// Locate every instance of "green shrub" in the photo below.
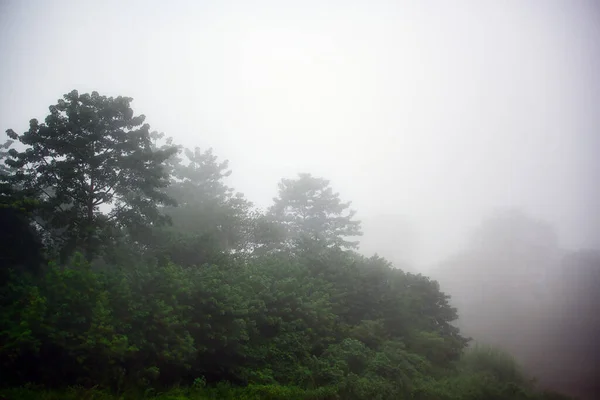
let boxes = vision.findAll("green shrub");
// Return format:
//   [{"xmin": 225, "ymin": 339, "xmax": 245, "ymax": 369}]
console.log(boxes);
[{"xmin": 460, "ymin": 344, "xmax": 531, "ymax": 385}]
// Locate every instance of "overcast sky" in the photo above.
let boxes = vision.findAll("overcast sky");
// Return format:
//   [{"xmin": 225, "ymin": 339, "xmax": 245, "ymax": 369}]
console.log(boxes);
[{"xmin": 1, "ymin": 0, "xmax": 599, "ymax": 267}]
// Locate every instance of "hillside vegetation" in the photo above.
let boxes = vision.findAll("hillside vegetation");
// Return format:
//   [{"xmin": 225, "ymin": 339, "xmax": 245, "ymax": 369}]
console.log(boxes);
[{"xmin": 0, "ymin": 91, "xmax": 574, "ymax": 399}]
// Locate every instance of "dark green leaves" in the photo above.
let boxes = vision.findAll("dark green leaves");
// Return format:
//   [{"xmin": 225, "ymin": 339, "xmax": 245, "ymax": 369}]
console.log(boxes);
[{"xmin": 3, "ymin": 90, "xmax": 177, "ymax": 261}]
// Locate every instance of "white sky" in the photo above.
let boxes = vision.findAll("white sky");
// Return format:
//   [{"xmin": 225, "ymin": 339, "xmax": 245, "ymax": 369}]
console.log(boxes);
[{"xmin": 1, "ymin": 0, "xmax": 599, "ymax": 267}]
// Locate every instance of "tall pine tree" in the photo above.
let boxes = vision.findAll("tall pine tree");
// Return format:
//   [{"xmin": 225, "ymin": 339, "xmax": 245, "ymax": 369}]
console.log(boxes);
[{"xmin": 269, "ymin": 173, "xmax": 362, "ymax": 251}]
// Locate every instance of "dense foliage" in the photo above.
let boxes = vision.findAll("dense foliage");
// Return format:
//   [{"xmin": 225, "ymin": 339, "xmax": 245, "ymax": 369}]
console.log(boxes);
[{"xmin": 0, "ymin": 91, "xmax": 574, "ymax": 399}]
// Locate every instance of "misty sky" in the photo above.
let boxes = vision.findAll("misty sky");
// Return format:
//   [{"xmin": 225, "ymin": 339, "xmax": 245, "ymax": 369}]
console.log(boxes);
[{"xmin": 1, "ymin": 0, "xmax": 599, "ymax": 267}]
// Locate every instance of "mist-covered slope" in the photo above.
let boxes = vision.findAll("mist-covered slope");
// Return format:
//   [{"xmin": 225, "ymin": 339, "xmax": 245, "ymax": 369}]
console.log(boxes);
[{"xmin": 430, "ymin": 210, "xmax": 600, "ymax": 399}]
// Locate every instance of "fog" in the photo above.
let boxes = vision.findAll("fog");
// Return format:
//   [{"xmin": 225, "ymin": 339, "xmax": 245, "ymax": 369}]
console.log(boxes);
[
  {"xmin": 2, "ymin": 0, "xmax": 599, "ymax": 267},
  {"xmin": 430, "ymin": 210, "xmax": 600, "ymax": 398},
  {"xmin": 2, "ymin": 0, "xmax": 599, "ymax": 398}
]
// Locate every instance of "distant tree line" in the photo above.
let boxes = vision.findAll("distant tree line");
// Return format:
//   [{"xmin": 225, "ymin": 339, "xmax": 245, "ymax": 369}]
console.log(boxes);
[{"xmin": 433, "ymin": 210, "xmax": 600, "ymax": 400}]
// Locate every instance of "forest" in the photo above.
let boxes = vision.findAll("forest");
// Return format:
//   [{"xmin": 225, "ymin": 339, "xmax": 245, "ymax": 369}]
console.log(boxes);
[{"xmin": 0, "ymin": 90, "xmax": 581, "ymax": 399}]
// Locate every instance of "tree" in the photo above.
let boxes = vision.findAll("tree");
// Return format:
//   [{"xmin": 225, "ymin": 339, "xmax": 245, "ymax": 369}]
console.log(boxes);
[
  {"xmin": 4, "ymin": 90, "xmax": 177, "ymax": 261},
  {"xmin": 246, "ymin": 211, "xmax": 288, "ymax": 257},
  {"xmin": 269, "ymin": 173, "xmax": 362, "ymax": 251},
  {"xmin": 146, "ymin": 146, "xmax": 255, "ymax": 266}
]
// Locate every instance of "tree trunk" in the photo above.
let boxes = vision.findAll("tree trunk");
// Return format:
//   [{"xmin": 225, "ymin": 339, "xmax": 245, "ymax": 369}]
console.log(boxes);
[{"xmin": 86, "ymin": 162, "xmax": 95, "ymax": 262}]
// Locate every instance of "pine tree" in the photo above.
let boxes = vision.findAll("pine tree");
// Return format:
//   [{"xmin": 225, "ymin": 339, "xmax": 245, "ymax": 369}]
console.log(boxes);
[{"xmin": 269, "ymin": 173, "xmax": 362, "ymax": 251}]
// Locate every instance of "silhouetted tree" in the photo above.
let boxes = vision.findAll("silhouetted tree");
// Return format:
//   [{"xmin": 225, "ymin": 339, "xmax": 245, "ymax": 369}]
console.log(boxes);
[{"xmin": 4, "ymin": 90, "xmax": 177, "ymax": 261}]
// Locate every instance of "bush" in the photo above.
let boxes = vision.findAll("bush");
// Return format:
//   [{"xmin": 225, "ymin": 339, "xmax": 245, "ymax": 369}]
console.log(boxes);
[{"xmin": 460, "ymin": 344, "xmax": 531, "ymax": 386}]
